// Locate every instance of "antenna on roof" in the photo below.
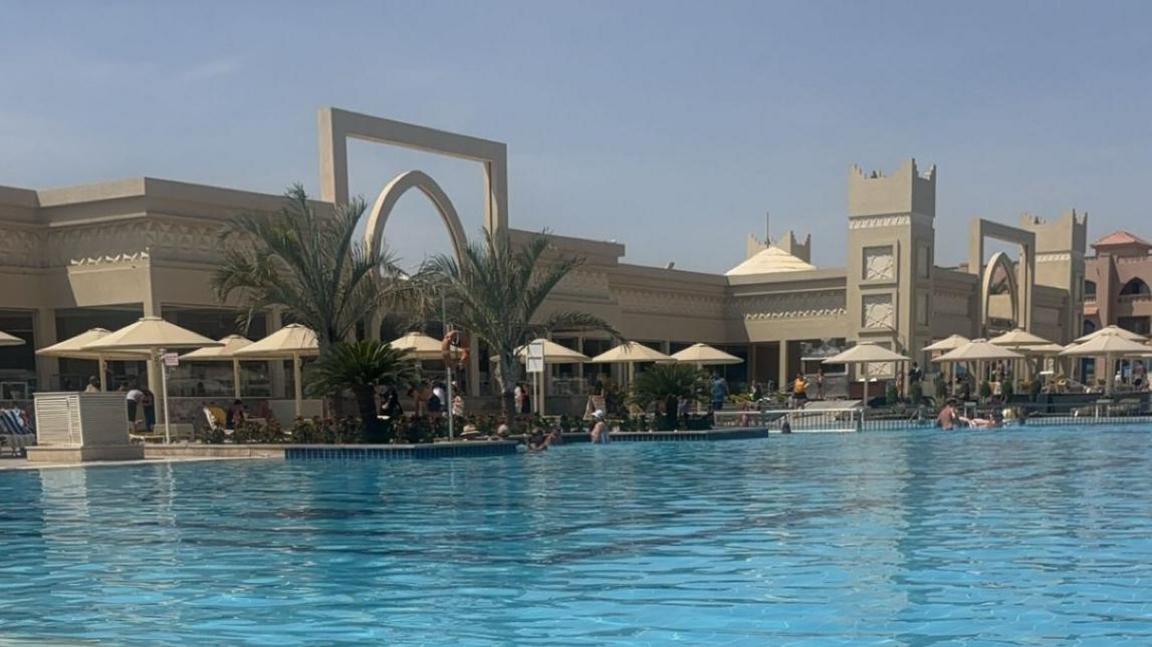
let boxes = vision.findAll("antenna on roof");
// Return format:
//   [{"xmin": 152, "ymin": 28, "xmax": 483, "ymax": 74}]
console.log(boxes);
[{"xmin": 765, "ymin": 211, "xmax": 771, "ymax": 245}]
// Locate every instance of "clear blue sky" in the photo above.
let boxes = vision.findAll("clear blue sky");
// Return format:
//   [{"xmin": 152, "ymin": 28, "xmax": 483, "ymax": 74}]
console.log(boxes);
[{"xmin": 2, "ymin": 1, "xmax": 1149, "ymax": 272}]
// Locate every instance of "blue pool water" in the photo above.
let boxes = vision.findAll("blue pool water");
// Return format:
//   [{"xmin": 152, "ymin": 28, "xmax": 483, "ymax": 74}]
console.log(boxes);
[{"xmin": 3, "ymin": 427, "xmax": 1152, "ymax": 646}]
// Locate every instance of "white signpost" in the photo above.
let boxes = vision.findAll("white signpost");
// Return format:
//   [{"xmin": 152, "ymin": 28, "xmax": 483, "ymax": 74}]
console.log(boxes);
[{"xmin": 527, "ymin": 340, "xmax": 545, "ymax": 416}]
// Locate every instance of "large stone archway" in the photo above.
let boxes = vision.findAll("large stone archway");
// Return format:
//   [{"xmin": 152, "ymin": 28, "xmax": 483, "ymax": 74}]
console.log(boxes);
[
  {"xmin": 362, "ymin": 170, "xmax": 469, "ymax": 261},
  {"xmin": 981, "ymin": 251, "xmax": 1020, "ymax": 333}
]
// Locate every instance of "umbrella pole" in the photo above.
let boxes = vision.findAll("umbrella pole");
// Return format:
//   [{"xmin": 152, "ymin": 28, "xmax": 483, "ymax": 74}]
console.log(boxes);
[
  {"xmin": 293, "ymin": 352, "xmax": 303, "ymax": 418},
  {"xmin": 98, "ymin": 357, "xmax": 108, "ymax": 391},
  {"xmin": 233, "ymin": 359, "xmax": 242, "ymax": 400},
  {"xmin": 159, "ymin": 349, "xmax": 172, "ymax": 444}
]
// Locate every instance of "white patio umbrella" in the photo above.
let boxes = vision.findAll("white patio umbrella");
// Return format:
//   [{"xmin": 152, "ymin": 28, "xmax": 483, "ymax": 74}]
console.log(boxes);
[
  {"xmin": 670, "ymin": 343, "xmax": 743, "ymax": 367},
  {"xmin": 493, "ymin": 339, "xmax": 592, "ymax": 418},
  {"xmin": 1076, "ymin": 325, "xmax": 1148, "ymax": 344},
  {"xmin": 83, "ymin": 316, "xmax": 222, "ymax": 443},
  {"xmin": 823, "ymin": 342, "xmax": 910, "ymax": 407},
  {"xmin": 36, "ymin": 328, "xmax": 149, "ymax": 390},
  {"xmin": 502, "ymin": 338, "xmax": 591, "ymax": 364},
  {"xmin": 989, "ymin": 328, "xmax": 1052, "ymax": 348},
  {"xmin": 0, "ymin": 330, "xmax": 24, "ymax": 347},
  {"xmin": 989, "ymin": 328, "xmax": 1053, "ymax": 384},
  {"xmin": 1060, "ymin": 333, "xmax": 1151, "ymax": 396},
  {"xmin": 932, "ymin": 339, "xmax": 1024, "ymax": 398},
  {"xmin": 388, "ymin": 331, "xmax": 445, "ymax": 361},
  {"xmin": 591, "ymin": 342, "xmax": 675, "ymax": 389},
  {"xmin": 922, "ymin": 334, "xmax": 970, "ymax": 353},
  {"xmin": 179, "ymin": 335, "xmax": 254, "ymax": 400},
  {"xmin": 922, "ymin": 335, "xmax": 970, "ymax": 397},
  {"xmin": 233, "ymin": 324, "xmax": 319, "ymax": 417}
]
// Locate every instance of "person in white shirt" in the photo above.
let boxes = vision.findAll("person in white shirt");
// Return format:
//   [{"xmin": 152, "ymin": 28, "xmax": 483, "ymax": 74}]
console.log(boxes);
[
  {"xmin": 125, "ymin": 385, "xmax": 144, "ymax": 427},
  {"xmin": 84, "ymin": 376, "xmax": 101, "ymax": 393}
]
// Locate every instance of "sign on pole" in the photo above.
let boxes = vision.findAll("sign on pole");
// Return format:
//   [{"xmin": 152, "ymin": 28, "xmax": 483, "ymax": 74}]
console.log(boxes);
[
  {"xmin": 527, "ymin": 340, "xmax": 545, "ymax": 374},
  {"xmin": 162, "ymin": 352, "xmax": 180, "ymax": 368}
]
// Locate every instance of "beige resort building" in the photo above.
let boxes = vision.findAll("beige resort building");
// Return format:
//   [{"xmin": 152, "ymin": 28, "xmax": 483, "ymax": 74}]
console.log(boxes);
[{"xmin": 0, "ymin": 108, "xmax": 1087, "ymax": 411}]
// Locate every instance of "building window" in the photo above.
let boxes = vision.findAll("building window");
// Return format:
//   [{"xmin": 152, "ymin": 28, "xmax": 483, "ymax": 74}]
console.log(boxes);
[
  {"xmin": 862, "ymin": 246, "xmax": 895, "ymax": 281},
  {"xmin": 1118, "ymin": 316, "xmax": 1151, "ymax": 336},
  {"xmin": 1119, "ymin": 278, "xmax": 1150, "ymax": 296},
  {"xmin": 1083, "ymin": 279, "xmax": 1096, "ymax": 301},
  {"xmin": 862, "ymin": 294, "xmax": 894, "ymax": 329},
  {"xmin": 1083, "ymin": 319, "xmax": 1097, "ymax": 336}
]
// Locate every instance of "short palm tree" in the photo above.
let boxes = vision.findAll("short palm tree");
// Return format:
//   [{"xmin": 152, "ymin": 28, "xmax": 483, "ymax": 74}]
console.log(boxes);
[
  {"xmin": 632, "ymin": 363, "xmax": 707, "ymax": 430},
  {"xmin": 213, "ymin": 184, "xmax": 404, "ymax": 351},
  {"xmin": 424, "ymin": 229, "xmax": 619, "ymax": 421},
  {"xmin": 306, "ymin": 340, "xmax": 415, "ymax": 442}
]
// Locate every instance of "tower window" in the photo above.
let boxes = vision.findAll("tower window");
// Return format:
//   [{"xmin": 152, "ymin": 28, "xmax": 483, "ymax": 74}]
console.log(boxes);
[
  {"xmin": 1120, "ymin": 278, "xmax": 1150, "ymax": 297},
  {"xmin": 1083, "ymin": 279, "xmax": 1097, "ymax": 301}
]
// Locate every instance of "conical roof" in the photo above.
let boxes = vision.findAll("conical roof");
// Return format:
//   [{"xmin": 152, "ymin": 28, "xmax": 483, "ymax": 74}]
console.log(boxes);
[
  {"xmin": 823, "ymin": 342, "xmax": 909, "ymax": 365},
  {"xmin": 590, "ymin": 341, "xmax": 674, "ymax": 364},
  {"xmin": 725, "ymin": 246, "xmax": 816, "ymax": 276},
  {"xmin": 497, "ymin": 338, "xmax": 591, "ymax": 365},
  {"xmin": 1075, "ymin": 325, "xmax": 1147, "ymax": 343},
  {"xmin": 37, "ymin": 328, "xmax": 149, "ymax": 360},
  {"xmin": 1025, "ymin": 343, "xmax": 1067, "ymax": 355},
  {"xmin": 83, "ymin": 317, "xmax": 222, "ymax": 351},
  {"xmin": 988, "ymin": 328, "xmax": 1052, "ymax": 347},
  {"xmin": 922, "ymin": 334, "xmax": 970, "ymax": 352},
  {"xmin": 180, "ymin": 335, "xmax": 254, "ymax": 360},
  {"xmin": 388, "ymin": 331, "xmax": 444, "ymax": 361},
  {"xmin": 233, "ymin": 324, "xmax": 319, "ymax": 358},
  {"xmin": 671, "ymin": 343, "xmax": 743, "ymax": 365},
  {"xmin": 0, "ymin": 330, "xmax": 24, "ymax": 347},
  {"xmin": 933, "ymin": 339, "xmax": 1024, "ymax": 362},
  {"xmin": 1060, "ymin": 334, "xmax": 1150, "ymax": 356}
]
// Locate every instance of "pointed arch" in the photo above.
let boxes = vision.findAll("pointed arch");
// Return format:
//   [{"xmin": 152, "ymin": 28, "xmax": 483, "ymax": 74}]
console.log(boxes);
[
  {"xmin": 1120, "ymin": 278, "xmax": 1150, "ymax": 296},
  {"xmin": 981, "ymin": 251, "xmax": 1019, "ymax": 330},
  {"xmin": 362, "ymin": 170, "xmax": 469, "ymax": 263}
]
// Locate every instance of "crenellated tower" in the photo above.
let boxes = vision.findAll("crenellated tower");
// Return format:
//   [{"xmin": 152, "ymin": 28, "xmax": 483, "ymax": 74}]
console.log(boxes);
[
  {"xmin": 1019, "ymin": 210, "xmax": 1088, "ymax": 340},
  {"xmin": 845, "ymin": 159, "xmax": 937, "ymax": 374}
]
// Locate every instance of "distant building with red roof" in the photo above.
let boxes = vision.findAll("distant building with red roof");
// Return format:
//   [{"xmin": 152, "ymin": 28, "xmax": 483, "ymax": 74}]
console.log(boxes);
[{"xmin": 1083, "ymin": 229, "xmax": 1152, "ymax": 340}]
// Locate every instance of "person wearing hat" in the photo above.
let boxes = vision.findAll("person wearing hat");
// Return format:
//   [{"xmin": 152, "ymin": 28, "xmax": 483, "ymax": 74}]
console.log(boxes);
[{"xmin": 590, "ymin": 410, "xmax": 609, "ymax": 444}]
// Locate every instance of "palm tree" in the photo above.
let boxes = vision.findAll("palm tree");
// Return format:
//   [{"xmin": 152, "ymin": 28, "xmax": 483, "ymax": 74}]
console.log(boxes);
[
  {"xmin": 306, "ymin": 340, "xmax": 416, "ymax": 442},
  {"xmin": 424, "ymin": 229, "xmax": 619, "ymax": 422},
  {"xmin": 213, "ymin": 184, "xmax": 405, "ymax": 351},
  {"xmin": 632, "ymin": 363, "xmax": 707, "ymax": 430}
]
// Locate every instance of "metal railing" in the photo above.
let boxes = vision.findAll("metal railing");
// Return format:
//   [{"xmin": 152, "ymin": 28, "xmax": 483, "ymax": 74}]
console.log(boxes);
[{"xmin": 713, "ymin": 407, "xmax": 862, "ymax": 432}]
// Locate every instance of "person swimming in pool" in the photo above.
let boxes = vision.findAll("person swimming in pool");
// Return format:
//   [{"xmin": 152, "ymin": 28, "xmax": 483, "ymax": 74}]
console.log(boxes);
[{"xmin": 589, "ymin": 410, "xmax": 610, "ymax": 444}]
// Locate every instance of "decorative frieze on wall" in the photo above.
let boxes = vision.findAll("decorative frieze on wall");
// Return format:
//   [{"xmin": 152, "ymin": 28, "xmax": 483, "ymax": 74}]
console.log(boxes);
[
  {"xmin": 729, "ymin": 289, "xmax": 846, "ymax": 321},
  {"xmin": 848, "ymin": 213, "xmax": 932, "ymax": 230},
  {"xmin": 0, "ymin": 226, "xmax": 47, "ymax": 268},
  {"xmin": 615, "ymin": 287, "xmax": 727, "ymax": 318},
  {"xmin": 47, "ymin": 218, "xmax": 238, "ymax": 267},
  {"xmin": 1035, "ymin": 253, "xmax": 1072, "ymax": 263},
  {"xmin": 553, "ymin": 269, "xmax": 613, "ymax": 301}
]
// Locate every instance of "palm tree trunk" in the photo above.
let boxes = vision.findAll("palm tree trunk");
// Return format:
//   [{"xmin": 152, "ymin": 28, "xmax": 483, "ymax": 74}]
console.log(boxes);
[
  {"xmin": 498, "ymin": 354, "xmax": 520, "ymax": 424},
  {"xmin": 354, "ymin": 385, "xmax": 382, "ymax": 442}
]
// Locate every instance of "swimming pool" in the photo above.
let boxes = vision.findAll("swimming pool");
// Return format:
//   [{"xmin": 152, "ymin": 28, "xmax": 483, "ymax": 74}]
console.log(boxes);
[{"xmin": 2, "ymin": 426, "xmax": 1151, "ymax": 645}]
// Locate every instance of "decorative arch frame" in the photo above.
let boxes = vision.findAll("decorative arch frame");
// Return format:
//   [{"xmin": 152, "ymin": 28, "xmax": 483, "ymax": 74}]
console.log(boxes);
[
  {"xmin": 1120, "ymin": 277, "xmax": 1150, "ymax": 296},
  {"xmin": 969, "ymin": 219, "xmax": 1035, "ymax": 334},
  {"xmin": 981, "ymin": 251, "xmax": 1020, "ymax": 330},
  {"xmin": 362, "ymin": 170, "xmax": 469, "ymax": 262}
]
